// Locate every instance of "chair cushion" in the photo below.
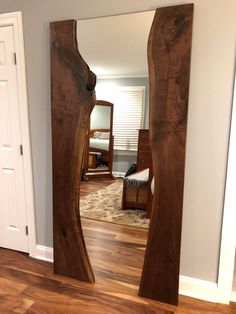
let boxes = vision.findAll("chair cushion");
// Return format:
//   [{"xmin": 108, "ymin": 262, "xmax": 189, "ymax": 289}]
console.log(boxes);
[{"xmin": 124, "ymin": 168, "xmax": 149, "ymax": 188}]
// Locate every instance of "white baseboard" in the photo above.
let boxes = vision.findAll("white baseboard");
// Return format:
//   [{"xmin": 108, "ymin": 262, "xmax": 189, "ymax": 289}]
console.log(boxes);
[
  {"xmin": 231, "ymin": 290, "xmax": 236, "ymax": 302},
  {"xmin": 35, "ymin": 245, "xmax": 219, "ymax": 303},
  {"xmin": 179, "ymin": 275, "xmax": 218, "ymax": 303},
  {"xmin": 35, "ymin": 245, "xmax": 53, "ymax": 262},
  {"xmin": 112, "ymin": 171, "xmax": 125, "ymax": 177}
]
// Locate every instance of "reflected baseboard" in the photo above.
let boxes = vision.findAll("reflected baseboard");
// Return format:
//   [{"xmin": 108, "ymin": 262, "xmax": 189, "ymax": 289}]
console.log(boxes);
[
  {"xmin": 112, "ymin": 171, "xmax": 125, "ymax": 178},
  {"xmin": 231, "ymin": 291, "xmax": 236, "ymax": 302}
]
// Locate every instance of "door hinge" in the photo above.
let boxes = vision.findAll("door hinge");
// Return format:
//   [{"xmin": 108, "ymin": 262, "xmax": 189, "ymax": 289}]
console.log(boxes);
[
  {"xmin": 13, "ymin": 52, "xmax": 17, "ymax": 65},
  {"xmin": 20, "ymin": 144, "xmax": 23, "ymax": 156},
  {"xmin": 25, "ymin": 225, "xmax": 28, "ymax": 235}
]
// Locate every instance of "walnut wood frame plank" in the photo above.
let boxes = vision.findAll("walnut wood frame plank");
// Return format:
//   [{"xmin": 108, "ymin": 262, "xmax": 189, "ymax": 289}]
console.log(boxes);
[
  {"xmin": 139, "ymin": 4, "xmax": 194, "ymax": 305},
  {"xmin": 50, "ymin": 20, "xmax": 95, "ymax": 282}
]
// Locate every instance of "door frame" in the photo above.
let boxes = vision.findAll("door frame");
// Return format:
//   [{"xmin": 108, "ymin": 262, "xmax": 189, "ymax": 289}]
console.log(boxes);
[
  {"xmin": 217, "ymin": 66, "xmax": 236, "ymax": 303},
  {"xmin": 0, "ymin": 11, "xmax": 36, "ymax": 257}
]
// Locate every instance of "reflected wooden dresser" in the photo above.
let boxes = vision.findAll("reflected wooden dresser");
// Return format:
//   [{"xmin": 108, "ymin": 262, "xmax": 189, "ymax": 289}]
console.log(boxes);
[
  {"xmin": 122, "ymin": 129, "xmax": 153, "ymax": 218},
  {"xmin": 137, "ymin": 129, "xmax": 152, "ymax": 172}
]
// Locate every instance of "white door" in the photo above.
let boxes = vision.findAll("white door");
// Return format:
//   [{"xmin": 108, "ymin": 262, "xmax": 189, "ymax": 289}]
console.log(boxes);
[{"xmin": 0, "ymin": 25, "xmax": 29, "ymax": 253}]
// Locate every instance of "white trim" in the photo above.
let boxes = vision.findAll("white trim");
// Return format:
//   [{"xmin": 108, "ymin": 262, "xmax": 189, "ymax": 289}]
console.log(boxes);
[
  {"xmin": 113, "ymin": 149, "xmax": 137, "ymax": 157},
  {"xmin": 35, "ymin": 244, "xmax": 218, "ymax": 302},
  {"xmin": 231, "ymin": 291, "xmax": 236, "ymax": 303},
  {"xmin": 36, "ymin": 245, "xmax": 53, "ymax": 263},
  {"xmin": 97, "ymin": 74, "xmax": 149, "ymax": 79},
  {"xmin": 217, "ymin": 69, "xmax": 236, "ymax": 304},
  {"xmin": 179, "ymin": 276, "xmax": 218, "ymax": 303},
  {"xmin": 0, "ymin": 12, "xmax": 36, "ymax": 258},
  {"xmin": 112, "ymin": 171, "xmax": 126, "ymax": 178}
]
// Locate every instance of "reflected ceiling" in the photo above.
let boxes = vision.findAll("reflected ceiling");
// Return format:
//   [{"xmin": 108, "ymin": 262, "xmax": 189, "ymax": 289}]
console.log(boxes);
[{"xmin": 76, "ymin": 11, "xmax": 155, "ymax": 78}]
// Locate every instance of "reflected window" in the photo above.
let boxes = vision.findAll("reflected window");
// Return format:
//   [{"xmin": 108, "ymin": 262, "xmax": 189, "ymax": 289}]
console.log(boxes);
[{"xmin": 96, "ymin": 85, "xmax": 145, "ymax": 151}]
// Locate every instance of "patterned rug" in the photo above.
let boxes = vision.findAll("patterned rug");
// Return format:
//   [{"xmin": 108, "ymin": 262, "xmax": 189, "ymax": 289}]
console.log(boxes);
[{"xmin": 80, "ymin": 180, "xmax": 150, "ymax": 229}]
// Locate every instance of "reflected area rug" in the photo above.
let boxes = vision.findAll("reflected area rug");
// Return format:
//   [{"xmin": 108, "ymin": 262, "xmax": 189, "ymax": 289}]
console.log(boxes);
[{"xmin": 80, "ymin": 180, "xmax": 150, "ymax": 229}]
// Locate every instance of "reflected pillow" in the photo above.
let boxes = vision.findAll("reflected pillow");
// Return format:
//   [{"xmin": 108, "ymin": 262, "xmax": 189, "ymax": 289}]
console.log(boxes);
[
  {"xmin": 99, "ymin": 132, "xmax": 110, "ymax": 139},
  {"xmin": 93, "ymin": 131, "xmax": 102, "ymax": 138}
]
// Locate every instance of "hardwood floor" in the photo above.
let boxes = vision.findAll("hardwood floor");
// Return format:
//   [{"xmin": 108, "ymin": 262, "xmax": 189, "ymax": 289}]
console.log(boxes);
[
  {"xmin": 80, "ymin": 178, "xmax": 115, "ymax": 197},
  {"xmin": 0, "ymin": 222, "xmax": 170, "ymax": 314},
  {"xmin": 0, "ymin": 180, "xmax": 235, "ymax": 313},
  {"xmin": 0, "ymin": 219, "xmax": 236, "ymax": 313}
]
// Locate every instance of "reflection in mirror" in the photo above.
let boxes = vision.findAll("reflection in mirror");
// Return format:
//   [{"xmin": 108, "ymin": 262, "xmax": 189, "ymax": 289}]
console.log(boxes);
[
  {"xmin": 78, "ymin": 11, "xmax": 155, "ymax": 299},
  {"xmin": 77, "ymin": 11, "xmax": 155, "ymax": 77},
  {"xmin": 84, "ymin": 100, "xmax": 114, "ymax": 179},
  {"xmin": 78, "ymin": 11, "xmax": 155, "ymax": 230},
  {"xmin": 89, "ymin": 104, "xmax": 111, "ymax": 171}
]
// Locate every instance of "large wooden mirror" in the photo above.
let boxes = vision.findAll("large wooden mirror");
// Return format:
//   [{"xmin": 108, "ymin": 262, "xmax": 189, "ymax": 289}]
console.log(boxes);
[{"xmin": 51, "ymin": 4, "xmax": 193, "ymax": 306}]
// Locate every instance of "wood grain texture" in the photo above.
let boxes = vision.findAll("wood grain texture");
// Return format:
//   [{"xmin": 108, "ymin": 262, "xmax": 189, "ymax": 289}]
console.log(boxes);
[
  {"xmin": 0, "ymin": 228, "xmax": 236, "ymax": 313},
  {"xmin": 80, "ymin": 179, "xmax": 114, "ymax": 197},
  {"xmin": 137, "ymin": 129, "xmax": 152, "ymax": 172},
  {"xmin": 0, "ymin": 222, "xmax": 171, "ymax": 314},
  {"xmin": 51, "ymin": 20, "xmax": 96, "ymax": 282},
  {"xmin": 139, "ymin": 4, "xmax": 194, "ymax": 305},
  {"xmin": 137, "ymin": 129, "xmax": 153, "ymax": 218}
]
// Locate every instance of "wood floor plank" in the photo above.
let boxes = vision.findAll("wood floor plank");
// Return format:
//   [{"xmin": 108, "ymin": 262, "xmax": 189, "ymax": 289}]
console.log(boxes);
[
  {"xmin": 0, "ymin": 249, "xmax": 51, "ymax": 277},
  {"xmin": 91, "ymin": 251, "xmax": 144, "ymax": 270},
  {"xmin": 26, "ymin": 302, "xmax": 79, "ymax": 314},
  {"xmin": 0, "ymin": 294, "xmax": 33, "ymax": 313},
  {"xmin": 0, "ymin": 277, "xmax": 27, "ymax": 297},
  {"xmin": 22, "ymin": 284, "xmax": 172, "ymax": 314},
  {"xmin": 80, "ymin": 179, "xmax": 114, "ymax": 198},
  {"xmin": 114, "ymin": 233, "xmax": 147, "ymax": 245},
  {"xmin": 26, "ymin": 301, "xmax": 170, "ymax": 314}
]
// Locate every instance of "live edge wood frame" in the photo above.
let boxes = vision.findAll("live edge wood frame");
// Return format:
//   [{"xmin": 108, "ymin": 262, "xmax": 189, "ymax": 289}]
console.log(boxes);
[{"xmin": 50, "ymin": 4, "xmax": 193, "ymax": 306}]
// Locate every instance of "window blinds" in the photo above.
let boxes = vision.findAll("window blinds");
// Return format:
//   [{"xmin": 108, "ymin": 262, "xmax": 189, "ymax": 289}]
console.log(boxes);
[
  {"xmin": 113, "ymin": 87, "xmax": 145, "ymax": 150},
  {"xmin": 96, "ymin": 85, "xmax": 145, "ymax": 151}
]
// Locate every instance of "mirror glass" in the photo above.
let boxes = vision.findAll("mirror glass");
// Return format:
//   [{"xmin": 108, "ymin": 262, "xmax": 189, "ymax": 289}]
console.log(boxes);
[
  {"xmin": 77, "ymin": 11, "xmax": 155, "ymax": 78},
  {"xmin": 78, "ymin": 11, "xmax": 155, "ymax": 230},
  {"xmin": 88, "ymin": 103, "xmax": 112, "ymax": 172}
]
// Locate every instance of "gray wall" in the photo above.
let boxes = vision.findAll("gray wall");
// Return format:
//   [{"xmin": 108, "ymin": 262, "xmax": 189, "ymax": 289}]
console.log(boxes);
[
  {"xmin": 0, "ymin": 0, "xmax": 235, "ymax": 283},
  {"xmin": 112, "ymin": 153, "xmax": 137, "ymax": 174}
]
